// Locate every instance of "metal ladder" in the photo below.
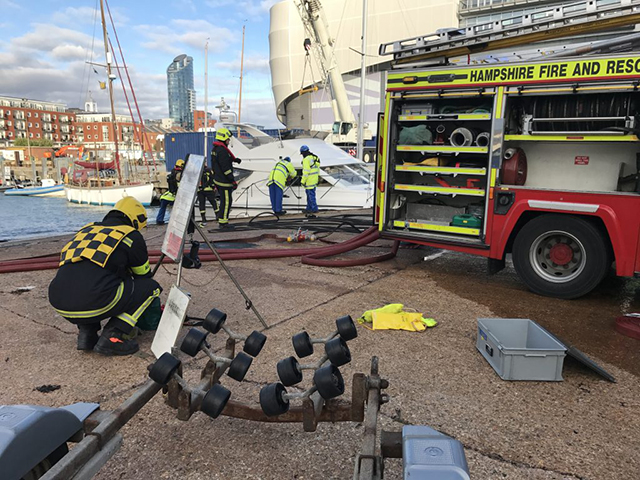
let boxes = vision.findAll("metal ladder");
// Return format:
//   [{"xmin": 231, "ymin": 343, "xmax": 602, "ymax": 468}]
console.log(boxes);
[{"xmin": 379, "ymin": 0, "xmax": 640, "ymax": 66}]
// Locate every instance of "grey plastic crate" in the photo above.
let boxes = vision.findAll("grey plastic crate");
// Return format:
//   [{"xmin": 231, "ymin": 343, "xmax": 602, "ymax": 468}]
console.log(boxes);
[
  {"xmin": 476, "ymin": 318, "xmax": 567, "ymax": 381},
  {"xmin": 403, "ymin": 425, "xmax": 470, "ymax": 480}
]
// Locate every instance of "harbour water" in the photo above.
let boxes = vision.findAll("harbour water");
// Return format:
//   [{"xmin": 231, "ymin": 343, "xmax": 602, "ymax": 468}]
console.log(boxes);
[{"xmin": 0, "ymin": 196, "xmax": 159, "ymax": 242}]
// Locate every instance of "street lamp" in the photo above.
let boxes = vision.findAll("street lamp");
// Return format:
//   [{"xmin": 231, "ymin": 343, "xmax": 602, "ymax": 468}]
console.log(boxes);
[{"xmin": 22, "ymin": 99, "xmax": 35, "ymax": 184}]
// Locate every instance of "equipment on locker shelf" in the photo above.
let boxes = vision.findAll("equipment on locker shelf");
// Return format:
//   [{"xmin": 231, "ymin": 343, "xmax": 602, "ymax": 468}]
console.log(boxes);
[{"xmin": 501, "ymin": 148, "xmax": 528, "ymax": 186}]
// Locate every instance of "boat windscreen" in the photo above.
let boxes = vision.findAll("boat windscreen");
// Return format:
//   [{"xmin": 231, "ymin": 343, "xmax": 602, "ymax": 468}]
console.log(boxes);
[{"xmin": 322, "ymin": 165, "xmax": 371, "ymax": 186}]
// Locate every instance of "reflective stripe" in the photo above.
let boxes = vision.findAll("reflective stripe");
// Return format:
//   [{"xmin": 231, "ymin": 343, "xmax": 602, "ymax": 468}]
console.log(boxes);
[
  {"xmin": 118, "ymin": 287, "xmax": 161, "ymax": 327},
  {"xmin": 54, "ymin": 282, "xmax": 125, "ymax": 319},
  {"xmin": 221, "ymin": 190, "xmax": 230, "ymax": 223},
  {"xmin": 122, "ymin": 237, "xmax": 133, "ymax": 247},
  {"xmin": 223, "ymin": 169, "xmax": 232, "ymax": 175},
  {"xmin": 214, "ymin": 180, "xmax": 234, "ymax": 187},
  {"xmin": 131, "ymin": 260, "xmax": 150, "ymax": 276}
]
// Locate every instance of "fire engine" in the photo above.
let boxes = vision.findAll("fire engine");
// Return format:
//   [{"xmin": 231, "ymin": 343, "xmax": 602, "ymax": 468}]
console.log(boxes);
[{"xmin": 375, "ymin": 0, "xmax": 640, "ymax": 298}]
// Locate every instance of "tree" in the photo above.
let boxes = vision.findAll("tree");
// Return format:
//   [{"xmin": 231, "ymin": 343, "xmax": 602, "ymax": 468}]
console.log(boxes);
[{"xmin": 14, "ymin": 138, "xmax": 54, "ymax": 147}]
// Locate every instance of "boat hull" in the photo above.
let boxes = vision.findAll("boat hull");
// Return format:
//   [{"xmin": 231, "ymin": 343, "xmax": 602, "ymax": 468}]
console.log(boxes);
[
  {"xmin": 4, "ymin": 185, "xmax": 65, "ymax": 197},
  {"xmin": 65, "ymin": 183, "xmax": 154, "ymax": 206}
]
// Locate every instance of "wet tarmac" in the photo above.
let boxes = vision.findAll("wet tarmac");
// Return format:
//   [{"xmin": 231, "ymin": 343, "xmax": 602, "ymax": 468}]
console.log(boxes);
[{"xmin": 422, "ymin": 249, "xmax": 640, "ymax": 377}]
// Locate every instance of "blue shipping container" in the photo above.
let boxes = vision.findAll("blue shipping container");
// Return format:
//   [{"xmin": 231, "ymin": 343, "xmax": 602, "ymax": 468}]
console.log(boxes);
[{"xmin": 164, "ymin": 132, "xmax": 216, "ymax": 171}]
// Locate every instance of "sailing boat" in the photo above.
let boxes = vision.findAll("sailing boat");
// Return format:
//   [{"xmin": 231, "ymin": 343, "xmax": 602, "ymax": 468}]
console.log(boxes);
[{"xmin": 64, "ymin": 0, "xmax": 154, "ymax": 206}]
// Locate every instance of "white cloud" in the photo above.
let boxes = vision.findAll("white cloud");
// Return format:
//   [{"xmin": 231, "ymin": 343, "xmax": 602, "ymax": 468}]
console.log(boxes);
[
  {"xmin": 51, "ymin": 45, "xmax": 89, "ymax": 62},
  {"xmin": 12, "ymin": 24, "xmax": 95, "ymax": 53},
  {"xmin": 215, "ymin": 54, "xmax": 270, "ymax": 74},
  {"xmin": 51, "ymin": 6, "xmax": 129, "ymax": 27},
  {"xmin": 137, "ymin": 19, "xmax": 235, "ymax": 55}
]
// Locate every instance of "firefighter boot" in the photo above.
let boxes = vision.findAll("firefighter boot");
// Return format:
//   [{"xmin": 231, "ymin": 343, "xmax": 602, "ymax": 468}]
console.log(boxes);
[
  {"xmin": 77, "ymin": 323, "xmax": 100, "ymax": 351},
  {"xmin": 93, "ymin": 319, "xmax": 139, "ymax": 356}
]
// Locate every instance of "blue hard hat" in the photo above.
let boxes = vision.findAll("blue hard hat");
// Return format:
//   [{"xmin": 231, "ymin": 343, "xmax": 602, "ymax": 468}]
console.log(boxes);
[
  {"xmin": 283, "ymin": 156, "xmax": 291, "ymax": 162},
  {"xmin": 300, "ymin": 145, "xmax": 309, "ymax": 153}
]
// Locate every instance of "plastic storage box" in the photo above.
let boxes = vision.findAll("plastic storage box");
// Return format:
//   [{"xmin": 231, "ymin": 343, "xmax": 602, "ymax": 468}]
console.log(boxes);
[
  {"xmin": 403, "ymin": 425, "xmax": 470, "ymax": 480},
  {"xmin": 477, "ymin": 318, "xmax": 567, "ymax": 381}
]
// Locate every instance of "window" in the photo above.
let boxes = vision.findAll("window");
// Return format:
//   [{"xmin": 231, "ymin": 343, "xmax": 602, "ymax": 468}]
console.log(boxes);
[
  {"xmin": 94, "ymin": 125, "xmax": 97, "ymax": 130},
  {"xmin": 87, "ymin": 135, "xmax": 92, "ymax": 139},
  {"xmin": 8, "ymin": 132, "xmax": 12, "ymax": 137},
  {"xmin": 35, "ymin": 123, "xmax": 39, "ymax": 128},
  {"xmin": 36, "ymin": 133, "xmax": 40, "ymax": 138},
  {"xmin": 53, "ymin": 115, "xmax": 57, "ymax": 120},
  {"xmin": 27, "ymin": 112, "xmax": 31, "ymax": 117},
  {"xmin": 29, "ymin": 133, "xmax": 33, "ymax": 138},
  {"xmin": 28, "ymin": 122, "xmax": 32, "ymax": 128},
  {"xmin": 34, "ymin": 112, "xmax": 39, "ymax": 118},
  {"xmin": 7, "ymin": 121, "xmax": 11, "ymax": 126},
  {"xmin": 54, "ymin": 134, "xmax": 58, "ymax": 139},
  {"xmin": 54, "ymin": 125, "xmax": 57, "ymax": 129}
]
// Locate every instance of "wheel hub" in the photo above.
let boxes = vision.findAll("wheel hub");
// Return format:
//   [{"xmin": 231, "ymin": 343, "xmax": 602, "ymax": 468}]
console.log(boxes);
[{"xmin": 549, "ymin": 243, "xmax": 573, "ymax": 266}]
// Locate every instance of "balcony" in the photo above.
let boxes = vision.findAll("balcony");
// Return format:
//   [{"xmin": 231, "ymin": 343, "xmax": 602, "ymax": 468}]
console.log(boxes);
[
  {"xmin": 15, "ymin": 122, "xmax": 26, "ymax": 130},
  {"xmin": 42, "ymin": 114, "xmax": 51, "ymax": 122},
  {"xmin": 43, "ymin": 126, "xmax": 53, "ymax": 132},
  {"xmin": 458, "ymin": 0, "xmax": 560, "ymax": 15},
  {"xmin": 59, "ymin": 116, "xmax": 70, "ymax": 123},
  {"xmin": 61, "ymin": 126, "xmax": 70, "ymax": 133}
]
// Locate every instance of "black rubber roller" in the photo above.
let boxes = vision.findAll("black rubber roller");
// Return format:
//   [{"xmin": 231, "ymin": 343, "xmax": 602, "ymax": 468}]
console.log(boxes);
[
  {"xmin": 203, "ymin": 308, "xmax": 227, "ymax": 334},
  {"xmin": 200, "ymin": 384, "xmax": 231, "ymax": 419},
  {"xmin": 259, "ymin": 382, "xmax": 290, "ymax": 417},
  {"xmin": 292, "ymin": 331, "xmax": 313, "ymax": 358},
  {"xmin": 227, "ymin": 352, "xmax": 253, "ymax": 382},
  {"xmin": 149, "ymin": 352, "xmax": 181, "ymax": 385},
  {"xmin": 180, "ymin": 328, "xmax": 208, "ymax": 357},
  {"xmin": 243, "ymin": 330, "xmax": 267, "ymax": 357},
  {"xmin": 336, "ymin": 315, "xmax": 357, "ymax": 341},
  {"xmin": 313, "ymin": 364, "xmax": 345, "ymax": 400},
  {"xmin": 277, "ymin": 356, "xmax": 303, "ymax": 386},
  {"xmin": 324, "ymin": 337, "xmax": 351, "ymax": 367}
]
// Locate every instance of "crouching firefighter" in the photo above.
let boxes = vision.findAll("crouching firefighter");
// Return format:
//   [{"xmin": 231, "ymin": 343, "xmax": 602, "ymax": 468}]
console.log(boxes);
[{"xmin": 48, "ymin": 197, "xmax": 162, "ymax": 356}]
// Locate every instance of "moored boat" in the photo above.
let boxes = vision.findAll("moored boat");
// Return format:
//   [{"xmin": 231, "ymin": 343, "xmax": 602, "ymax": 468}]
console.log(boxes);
[{"xmin": 4, "ymin": 179, "xmax": 65, "ymax": 197}]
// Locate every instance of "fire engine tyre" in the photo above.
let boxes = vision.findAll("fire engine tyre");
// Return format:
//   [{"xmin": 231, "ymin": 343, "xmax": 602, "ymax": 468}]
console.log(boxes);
[
  {"xmin": 228, "ymin": 352, "xmax": 253, "ymax": 382},
  {"xmin": 292, "ymin": 331, "xmax": 314, "ymax": 358},
  {"xmin": 243, "ymin": 330, "xmax": 267, "ymax": 357},
  {"xmin": 149, "ymin": 352, "xmax": 181, "ymax": 385},
  {"xmin": 260, "ymin": 382, "xmax": 290, "ymax": 417},
  {"xmin": 336, "ymin": 315, "xmax": 358, "ymax": 341},
  {"xmin": 512, "ymin": 215, "xmax": 610, "ymax": 299},
  {"xmin": 203, "ymin": 308, "xmax": 227, "ymax": 334},
  {"xmin": 201, "ymin": 384, "xmax": 231, "ymax": 419},
  {"xmin": 180, "ymin": 328, "xmax": 208, "ymax": 357},
  {"xmin": 314, "ymin": 364, "xmax": 345, "ymax": 400},
  {"xmin": 277, "ymin": 356, "xmax": 304, "ymax": 386},
  {"xmin": 325, "ymin": 337, "xmax": 352, "ymax": 367}
]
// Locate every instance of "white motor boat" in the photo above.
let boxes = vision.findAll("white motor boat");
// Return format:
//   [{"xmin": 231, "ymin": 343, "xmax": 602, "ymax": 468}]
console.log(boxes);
[{"xmin": 222, "ymin": 123, "xmax": 374, "ymax": 214}]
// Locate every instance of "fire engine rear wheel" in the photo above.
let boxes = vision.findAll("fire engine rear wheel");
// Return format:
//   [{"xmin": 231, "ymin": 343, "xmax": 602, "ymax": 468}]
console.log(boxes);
[
  {"xmin": 336, "ymin": 315, "xmax": 358, "ymax": 341},
  {"xmin": 512, "ymin": 215, "xmax": 609, "ymax": 299},
  {"xmin": 243, "ymin": 330, "xmax": 267, "ymax": 357},
  {"xmin": 260, "ymin": 382, "xmax": 290, "ymax": 417},
  {"xmin": 292, "ymin": 331, "xmax": 314, "ymax": 358},
  {"xmin": 227, "ymin": 352, "xmax": 253, "ymax": 382},
  {"xmin": 314, "ymin": 364, "xmax": 345, "ymax": 400},
  {"xmin": 180, "ymin": 328, "xmax": 208, "ymax": 357},
  {"xmin": 201, "ymin": 384, "xmax": 231, "ymax": 419},
  {"xmin": 203, "ymin": 308, "xmax": 227, "ymax": 334}
]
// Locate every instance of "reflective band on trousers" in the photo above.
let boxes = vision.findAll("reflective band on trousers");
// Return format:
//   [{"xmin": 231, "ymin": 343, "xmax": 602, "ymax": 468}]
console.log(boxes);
[
  {"xmin": 117, "ymin": 287, "xmax": 162, "ymax": 328},
  {"xmin": 54, "ymin": 281, "xmax": 125, "ymax": 319}
]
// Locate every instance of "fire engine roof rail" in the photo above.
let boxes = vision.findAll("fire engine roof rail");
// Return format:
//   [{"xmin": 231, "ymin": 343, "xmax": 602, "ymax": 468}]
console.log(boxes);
[{"xmin": 379, "ymin": 0, "xmax": 640, "ymax": 66}]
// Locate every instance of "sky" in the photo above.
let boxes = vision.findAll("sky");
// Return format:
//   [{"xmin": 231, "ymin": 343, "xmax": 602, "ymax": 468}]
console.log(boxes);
[{"xmin": 0, "ymin": 0, "xmax": 283, "ymax": 128}]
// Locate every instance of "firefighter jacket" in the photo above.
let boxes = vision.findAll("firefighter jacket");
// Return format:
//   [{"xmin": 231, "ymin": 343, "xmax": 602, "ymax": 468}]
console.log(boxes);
[
  {"xmin": 160, "ymin": 167, "xmax": 183, "ymax": 201},
  {"xmin": 301, "ymin": 153, "xmax": 320, "ymax": 189},
  {"xmin": 199, "ymin": 167, "xmax": 215, "ymax": 192},
  {"xmin": 267, "ymin": 159, "xmax": 297, "ymax": 190},
  {"xmin": 48, "ymin": 213, "xmax": 152, "ymax": 320},
  {"xmin": 211, "ymin": 141, "xmax": 236, "ymax": 188}
]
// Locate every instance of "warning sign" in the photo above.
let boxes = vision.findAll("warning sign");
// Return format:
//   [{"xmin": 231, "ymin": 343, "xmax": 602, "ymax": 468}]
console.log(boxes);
[
  {"xmin": 161, "ymin": 154, "xmax": 205, "ymax": 262},
  {"xmin": 575, "ymin": 156, "xmax": 590, "ymax": 166}
]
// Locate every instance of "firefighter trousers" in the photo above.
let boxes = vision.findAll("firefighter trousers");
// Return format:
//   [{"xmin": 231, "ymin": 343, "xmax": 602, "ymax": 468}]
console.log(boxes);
[
  {"xmin": 217, "ymin": 186, "xmax": 234, "ymax": 224},
  {"xmin": 198, "ymin": 190, "xmax": 218, "ymax": 221}
]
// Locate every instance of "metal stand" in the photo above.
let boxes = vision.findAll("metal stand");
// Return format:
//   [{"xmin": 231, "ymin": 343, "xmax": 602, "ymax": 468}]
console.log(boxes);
[{"xmin": 193, "ymin": 221, "xmax": 268, "ymax": 329}]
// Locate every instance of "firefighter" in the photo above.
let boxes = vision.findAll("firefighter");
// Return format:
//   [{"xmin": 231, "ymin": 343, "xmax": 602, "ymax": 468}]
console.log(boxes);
[
  {"xmin": 156, "ymin": 158, "xmax": 185, "ymax": 225},
  {"xmin": 267, "ymin": 156, "xmax": 296, "ymax": 215},
  {"xmin": 211, "ymin": 127, "xmax": 241, "ymax": 229},
  {"xmin": 197, "ymin": 165, "xmax": 218, "ymax": 226},
  {"xmin": 48, "ymin": 197, "xmax": 162, "ymax": 356},
  {"xmin": 300, "ymin": 145, "xmax": 320, "ymax": 218}
]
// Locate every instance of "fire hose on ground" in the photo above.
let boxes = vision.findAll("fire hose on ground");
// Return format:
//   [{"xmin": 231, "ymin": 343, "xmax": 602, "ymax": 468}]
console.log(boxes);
[{"xmin": 0, "ymin": 227, "xmax": 399, "ymax": 274}]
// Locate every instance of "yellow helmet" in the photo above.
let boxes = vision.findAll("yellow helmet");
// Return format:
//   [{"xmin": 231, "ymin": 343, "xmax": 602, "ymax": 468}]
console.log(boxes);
[
  {"xmin": 175, "ymin": 159, "xmax": 185, "ymax": 169},
  {"xmin": 215, "ymin": 127, "xmax": 232, "ymax": 142},
  {"xmin": 114, "ymin": 196, "xmax": 147, "ymax": 231}
]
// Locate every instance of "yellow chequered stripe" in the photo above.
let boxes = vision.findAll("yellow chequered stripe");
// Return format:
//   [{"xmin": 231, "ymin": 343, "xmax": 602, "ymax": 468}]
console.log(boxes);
[{"xmin": 59, "ymin": 224, "xmax": 135, "ymax": 268}]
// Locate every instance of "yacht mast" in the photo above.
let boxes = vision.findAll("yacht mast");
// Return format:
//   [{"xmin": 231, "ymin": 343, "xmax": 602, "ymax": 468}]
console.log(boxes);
[
  {"xmin": 99, "ymin": 0, "xmax": 122, "ymax": 183},
  {"xmin": 357, "ymin": 0, "xmax": 367, "ymax": 162}
]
